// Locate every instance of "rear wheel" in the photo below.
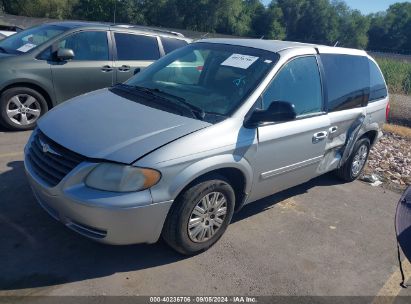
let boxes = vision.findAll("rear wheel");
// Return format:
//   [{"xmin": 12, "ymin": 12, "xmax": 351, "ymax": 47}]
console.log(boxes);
[
  {"xmin": 336, "ymin": 138, "xmax": 370, "ymax": 182},
  {"xmin": 162, "ymin": 175, "xmax": 235, "ymax": 255},
  {"xmin": 0, "ymin": 87, "xmax": 48, "ymax": 131}
]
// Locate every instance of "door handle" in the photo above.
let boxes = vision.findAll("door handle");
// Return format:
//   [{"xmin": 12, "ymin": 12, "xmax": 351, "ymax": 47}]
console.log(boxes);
[
  {"xmin": 329, "ymin": 126, "xmax": 338, "ymax": 134},
  {"xmin": 118, "ymin": 65, "xmax": 131, "ymax": 72},
  {"xmin": 312, "ymin": 131, "xmax": 328, "ymax": 143},
  {"xmin": 101, "ymin": 65, "xmax": 113, "ymax": 72}
]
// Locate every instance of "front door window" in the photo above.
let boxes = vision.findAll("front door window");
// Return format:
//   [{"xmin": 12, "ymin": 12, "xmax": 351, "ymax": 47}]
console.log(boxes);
[
  {"xmin": 58, "ymin": 31, "xmax": 109, "ymax": 61},
  {"xmin": 262, "ymin": 56, "xmax": 323, "ymax": 116}
]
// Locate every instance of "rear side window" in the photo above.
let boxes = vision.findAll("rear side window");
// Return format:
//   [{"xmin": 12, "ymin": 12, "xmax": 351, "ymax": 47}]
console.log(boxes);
[
  {"xmin": 321, "ymin": 54, "xmax": 370, "ymax": 112},
  {"xmin": 369, "ymin": 60, "xmax": 388, "ymax": 102},
  {"xmin": 262, "ymin": 56, "xmax": 322, "ymax": 116},
  {"xmin": 161, "ymin": 37, "xmax": 188, "ymax": 54},
  {"xmin": 114, "ymin": 33, "xmax": 160, "ymax": 60}
]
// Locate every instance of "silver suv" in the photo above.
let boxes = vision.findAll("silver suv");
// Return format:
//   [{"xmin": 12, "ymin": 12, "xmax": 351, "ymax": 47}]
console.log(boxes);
[{"xmin": 24, "ymin": 39, "xmax": 389, "ymax": 255}]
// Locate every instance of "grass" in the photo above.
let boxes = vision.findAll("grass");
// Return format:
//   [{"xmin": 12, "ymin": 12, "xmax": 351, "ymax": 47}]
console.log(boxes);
[
  {"xmin": 375, "ymin": 57, "xmax": 411, "ymax": 95},
  {"xmin": 383, "ymin": 123, "xmax": 411, "ymax": 139}
]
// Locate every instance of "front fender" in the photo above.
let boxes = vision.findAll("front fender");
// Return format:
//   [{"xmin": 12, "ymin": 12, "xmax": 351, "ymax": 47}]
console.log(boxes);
[
  {"xmin": 149, "ymin": 154, "xmax": 254, "ymax": 204},
  {"xmin": 0, "ymin": 77, "xmax": 55, "ymax": 106}
]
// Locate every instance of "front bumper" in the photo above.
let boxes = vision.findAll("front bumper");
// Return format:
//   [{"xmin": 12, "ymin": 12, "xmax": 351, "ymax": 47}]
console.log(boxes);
[{"xmin": 24, "ymin": 155, "xmax": 173, "ymax": 245}]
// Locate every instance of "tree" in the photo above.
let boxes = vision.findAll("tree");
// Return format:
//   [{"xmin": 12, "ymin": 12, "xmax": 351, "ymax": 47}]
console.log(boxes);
[
  {"xmin": 251, "ymin": 2, "xmax": 285, "ymax": 39},
  {"xmin": 333, "ymin": 1, "xmax": 370, "ymax": 48},
  {"xmin": 2, "ymin": 0, "xmax": 411, "ymax": 54},
  {"xmin": 71, "ymin": 0, "xmax": 116, "ymax": 22},
  {"xmin": 368, "ymin": 2, "xmax": 411, "ymax": 53},
  {"xmin": 1, "ymin": 0, "xmax": 75, "ymax": 19},
  {"xmin": 215, "ymin": 0, "xmax": 251, "ymax": 36},
  {"xmin": 294, "ymin": 0, "xmax": 339, "ymax": 44}
]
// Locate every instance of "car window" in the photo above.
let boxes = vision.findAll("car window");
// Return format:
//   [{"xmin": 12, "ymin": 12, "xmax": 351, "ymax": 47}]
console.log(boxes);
[
  {"xmin": 0, "ymin": 24, "xmax": 66, "ymax": 54},
  {"xmin": 121, "ymin": 42, "xmax": 279, "ymax": 120},
  {"xmin": 114, "ymin": 33, "xmax": 160, "ymax": 60},
  {"xmin": 152, "ymin": 50, "xmax": 207, "ymax": 85},
  {"xmin": 321, "ymin": 54, "xmax": 370, "ymax": 112},
  {"xmin": 369, "ymin": 59, "xmax": 388, "ymax": 102},
  {"xmin": 37, "ymin": 46, "xmax": 52, "ymax": 60},
  {"xmin": 161, "ymin": 37, "xmax": 188, "ymax": 54},
  {"xmin": 58, "ymin": 31, "xmax": 109, "ymax": 61},
  {"xmin": 262, "ymin": 56, "xmax": 322, "ymax": 116}
]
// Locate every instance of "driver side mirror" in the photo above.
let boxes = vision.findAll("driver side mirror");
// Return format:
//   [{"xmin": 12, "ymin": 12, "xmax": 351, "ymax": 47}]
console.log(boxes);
[
  {"xmin": 56, "ymin": 48, "xmax": 75, "ymax": 61},
  {"xmin": 244, "ymin": 101, "xmax": 297, "ymax": 128}
]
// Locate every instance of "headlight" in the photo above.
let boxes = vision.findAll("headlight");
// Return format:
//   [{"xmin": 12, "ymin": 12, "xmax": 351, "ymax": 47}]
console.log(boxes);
[{"xmin": 85, "ymin": 163, "xmax": 161, "ymax": 192}]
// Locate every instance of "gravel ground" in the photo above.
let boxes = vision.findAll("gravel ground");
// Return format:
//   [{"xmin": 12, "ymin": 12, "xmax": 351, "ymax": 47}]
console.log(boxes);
[
  {"xmin": 389, "ymin": 94, "xmax": 411, "ymax": 127},
  {"xmin": 363, "ymin": 131, "xmax": 411, "ymax": 192}
]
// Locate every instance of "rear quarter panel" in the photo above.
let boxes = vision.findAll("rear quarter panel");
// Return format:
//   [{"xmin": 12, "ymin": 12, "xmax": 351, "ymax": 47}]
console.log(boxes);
[{"xmin": 363, "ymin": 97, "xmax": 388, "ymax": 144}]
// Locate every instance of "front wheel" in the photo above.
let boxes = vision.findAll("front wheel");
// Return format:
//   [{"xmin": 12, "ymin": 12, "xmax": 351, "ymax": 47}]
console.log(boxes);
[
  {"xmin": 162, "ymin": 175, "xmax": 235, "ymax": 255},
  {"xmin": 336, "ymin": 137, "xmax": 371, "ymax": 182},
  {"xmin": 0, "ymin": 87, "xmax": 48, "ymax": 131}
]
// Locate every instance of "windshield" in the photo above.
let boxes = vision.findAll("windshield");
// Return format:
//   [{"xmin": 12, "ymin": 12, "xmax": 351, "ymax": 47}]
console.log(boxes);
[
  {"xmin": 120, "ymin": 42, "xmax": 279, "ymax": 122},
  {"xmin": 0, "ymin": 24, "xmax": 67, "ymax": 54}
]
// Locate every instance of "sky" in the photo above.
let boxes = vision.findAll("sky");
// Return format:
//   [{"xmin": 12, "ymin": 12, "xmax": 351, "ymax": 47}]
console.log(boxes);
[{"xmin": 261, "ymin": 0, "xmax": 411, "ymax": 14}]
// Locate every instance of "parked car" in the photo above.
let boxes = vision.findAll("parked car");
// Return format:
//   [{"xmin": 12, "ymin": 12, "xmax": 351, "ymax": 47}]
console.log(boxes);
[
  {"xmin": 24, "ymin": 39, "xmax": 389, "ymax": 254},
  {"xmin": 0, "ymin": 22, "xmax": 190, "ymax": 130},
  {"xmin": 0, "ymin": 25, "xmax": 22, "ymax": 37}
]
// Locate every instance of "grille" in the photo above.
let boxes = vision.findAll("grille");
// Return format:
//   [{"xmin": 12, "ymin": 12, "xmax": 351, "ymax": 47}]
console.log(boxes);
[{"xmin": 27, "ymin": 130, "xmax": 85, "ymax": 187}]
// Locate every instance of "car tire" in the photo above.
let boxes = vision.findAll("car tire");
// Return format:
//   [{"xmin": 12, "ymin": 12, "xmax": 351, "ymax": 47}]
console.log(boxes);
[
  {"xmin": 162, "ymin": 174, "xmax": 235, "ymax": 255},
  {"xmin": 0, "ymin": 87, "xmax": 48, "ymax": 131},
  {"xmin": 336, "ymin": 137, "xmax": 371, "ymax": 182}
]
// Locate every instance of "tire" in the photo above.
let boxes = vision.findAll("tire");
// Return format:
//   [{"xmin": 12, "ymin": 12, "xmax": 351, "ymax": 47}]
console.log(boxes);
[
  {"xmin": 162, "ymin": 174, "xmax": 235, "ymax": 255},
  {"xmin": 0, "ymin": 87, "xmax": 48, "ymax": 131},
  {"xmin": 335, "ymin": 137, "xmax": 371, "ymax": 182}
]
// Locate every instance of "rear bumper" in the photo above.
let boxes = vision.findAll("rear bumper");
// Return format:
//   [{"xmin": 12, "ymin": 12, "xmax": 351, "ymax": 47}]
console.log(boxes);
[{"xmin": 25, "ymin": 155, "xmax": 173, "ymax": 245}]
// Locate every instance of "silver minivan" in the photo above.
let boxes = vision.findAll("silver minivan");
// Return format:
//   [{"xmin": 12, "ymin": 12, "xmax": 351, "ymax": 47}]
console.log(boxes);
[{"xmin": 24, "ymin": 39, "xmax": 389, "ymax": 254}]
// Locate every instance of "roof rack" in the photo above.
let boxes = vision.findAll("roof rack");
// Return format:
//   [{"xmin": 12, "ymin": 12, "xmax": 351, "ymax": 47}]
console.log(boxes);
[{"xmin": 112, "ymin": 24, "xmax": 185, "ymax": 38}]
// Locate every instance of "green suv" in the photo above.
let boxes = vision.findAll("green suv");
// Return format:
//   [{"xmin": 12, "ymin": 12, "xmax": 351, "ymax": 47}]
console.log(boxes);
[{"xmin": 0, "ymin": 22, "xmax": 190, "ymax": 130}]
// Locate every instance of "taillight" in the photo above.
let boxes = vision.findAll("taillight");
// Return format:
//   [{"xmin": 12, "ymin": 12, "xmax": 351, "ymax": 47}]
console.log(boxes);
[{"xmin": 386, "ymin": 100, "xmax": 390, "ymax": 122}]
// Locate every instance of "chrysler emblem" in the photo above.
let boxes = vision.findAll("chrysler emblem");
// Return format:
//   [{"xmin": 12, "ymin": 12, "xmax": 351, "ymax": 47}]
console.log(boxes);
[
  {"xmin": 42, "ymin": 143, "xmax": 50, "ymax": 153},
  {"xmin": 39, "ymin": 138, "xmax": 61, "ymax": 156}
]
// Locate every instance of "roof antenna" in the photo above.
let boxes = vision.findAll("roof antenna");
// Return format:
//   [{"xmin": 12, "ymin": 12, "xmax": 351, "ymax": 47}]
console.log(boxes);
[
  {"xmin": 200, "ymin": 33, "xmax": 209, "ymax": 40},
  {"xmin": 113, "ymin": 0, "xmax": 118, "ymax": 24},
  {"xmin": 334, "ymin": 41, "xmax": 339, "ymax": 47}
]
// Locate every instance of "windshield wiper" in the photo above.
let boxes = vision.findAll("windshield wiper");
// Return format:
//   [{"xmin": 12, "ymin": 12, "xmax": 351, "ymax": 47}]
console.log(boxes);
[{"xmin": 133, "ymin": 85, "xmax": 205, "ymax": 120}]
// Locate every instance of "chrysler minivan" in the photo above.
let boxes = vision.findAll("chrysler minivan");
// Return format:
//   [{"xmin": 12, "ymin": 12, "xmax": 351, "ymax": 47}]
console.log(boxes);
[
  {"xmin": 0, "ymin": 22, "xmax": 190, "ymax": 130},
  {"xmin": 24, "ymin": 39, "xmax": 389, "ymax": 254}
]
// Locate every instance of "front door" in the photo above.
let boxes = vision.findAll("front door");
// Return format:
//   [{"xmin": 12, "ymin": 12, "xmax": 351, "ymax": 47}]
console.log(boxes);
[
  {"xmin": 50, "ymin": 30, "xmax": 114, "ymax": 103},
  {"xmin": 112, "ymin": 32, "xmax": 161, "ymax": 83},
  {"xmin": 249, "ymin": 55, "xmax": 330, "ymax": 202}
]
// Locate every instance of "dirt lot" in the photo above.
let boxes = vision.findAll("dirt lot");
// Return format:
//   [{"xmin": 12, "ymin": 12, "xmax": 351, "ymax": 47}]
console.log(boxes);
[
  {"xmin": 0, "ymin": 130, "xmax": 410, "ymax": 298},
  {"xmin": 363, "ymin": 130, "xmax": 410, "ymax": 193},
  {"xmin": 390, "ymin": 94, "xmax": 411, "ymax": 128}
]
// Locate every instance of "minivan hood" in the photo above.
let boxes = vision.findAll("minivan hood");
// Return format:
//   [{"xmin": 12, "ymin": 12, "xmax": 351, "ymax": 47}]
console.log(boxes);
[
  {"xmin": 0, "ymin": 52, "xmax": 16, "ymax": 59},
  {"xmin": 37, "ymin": 89, "xmax": 211, "ymax": 164}
]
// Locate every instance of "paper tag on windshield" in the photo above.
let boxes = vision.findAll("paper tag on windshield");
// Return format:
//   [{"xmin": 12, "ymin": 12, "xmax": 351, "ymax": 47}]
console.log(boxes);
[
  {"xmin": 17, "ymin": 43, "xmax": 37, "ymax": 53},
  {"xmin": 221, "ymin": 54, "xmax": 259, "ymax": 69}
]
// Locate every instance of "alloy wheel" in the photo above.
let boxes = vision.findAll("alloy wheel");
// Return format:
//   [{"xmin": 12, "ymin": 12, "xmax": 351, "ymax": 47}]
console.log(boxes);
[
  {"xmin": 188, "ymin": 191, "xmax": 228, "ymax": 243},
  {"xmin": 351, "ymin": 144, "xmax": 368, "ymax": 177},
  {"xmin": 6, "ymin": 94, "xmax": 41, "ymax": 126}
]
